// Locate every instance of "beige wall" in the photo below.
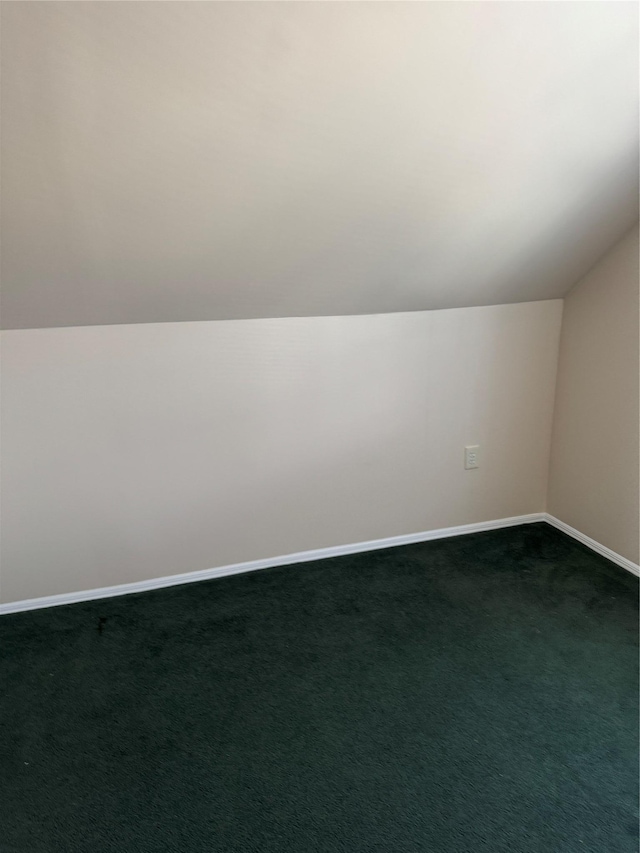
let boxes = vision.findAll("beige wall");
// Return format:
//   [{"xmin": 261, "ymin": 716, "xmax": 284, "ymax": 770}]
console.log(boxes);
[
  {"xmin": 0, "ymin": 301, "xmax": 562, "ymax": 603},
  {"xmin": 548, "ymin": 226, "xmax": 640, "ymax": 564}
]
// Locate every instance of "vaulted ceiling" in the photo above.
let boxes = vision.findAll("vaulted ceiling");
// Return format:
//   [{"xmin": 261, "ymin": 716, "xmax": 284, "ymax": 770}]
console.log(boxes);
[{"xmin": 1, "ymin": 2, "xmax": 638, "ymax": 330}]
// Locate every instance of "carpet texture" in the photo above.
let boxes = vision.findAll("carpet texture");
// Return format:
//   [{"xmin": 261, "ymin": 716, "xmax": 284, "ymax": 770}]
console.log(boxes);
[{"xmin": 0, "ymin": 522, "xmax": 637, "ymax": 852}]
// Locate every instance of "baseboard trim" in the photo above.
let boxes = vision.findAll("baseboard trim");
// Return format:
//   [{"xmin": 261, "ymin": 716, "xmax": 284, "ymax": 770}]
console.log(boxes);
[
  {"xmin": 0, "ymin": 513, "xmax": 545, "ymax": 615},
  {"xmin": 543, "ymin": 513, "xmax": 640, "ymax": 577}
]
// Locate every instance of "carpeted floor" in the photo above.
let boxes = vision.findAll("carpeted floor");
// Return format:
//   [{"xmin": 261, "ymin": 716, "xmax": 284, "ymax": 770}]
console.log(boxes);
[{"xmin": 0, "ymin": 522, "xmax": 637, "ymax": 853}]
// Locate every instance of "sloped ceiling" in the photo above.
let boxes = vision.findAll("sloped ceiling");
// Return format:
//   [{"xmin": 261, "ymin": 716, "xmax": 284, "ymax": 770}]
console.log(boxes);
[{"xmin": 1, "ymin": 2, "xmax": 638, "ymax": 330}]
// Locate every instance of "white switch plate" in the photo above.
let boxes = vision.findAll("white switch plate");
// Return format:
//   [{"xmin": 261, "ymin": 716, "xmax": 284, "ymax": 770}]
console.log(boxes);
[{"xmin": 464, "ymin": 445, "xmax": 480, "ymax": 469}]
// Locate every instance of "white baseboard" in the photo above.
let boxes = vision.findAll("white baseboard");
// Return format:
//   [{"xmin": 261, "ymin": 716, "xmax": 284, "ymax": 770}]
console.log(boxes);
[
  {"xmin": 0, "ymin": 512, "xmax": 544, "ymax": 615},
  {"xmin": 543, "ymin": 513, "xmax": 640, "ymax": 577},
  {"xmin": 2, "ymin": 511, "xmax": 635, "ymax": 616}
]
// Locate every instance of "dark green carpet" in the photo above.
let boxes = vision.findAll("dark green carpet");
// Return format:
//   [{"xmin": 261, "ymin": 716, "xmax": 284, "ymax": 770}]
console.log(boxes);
[{"xmin": 0, "ymin": 522, "xmax": 637, "ymax": 853}]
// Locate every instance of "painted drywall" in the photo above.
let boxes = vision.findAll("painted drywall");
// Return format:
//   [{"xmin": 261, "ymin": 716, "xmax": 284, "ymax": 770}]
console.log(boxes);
[
  {"xmin": 0, "ymin": 301, "xmax": 562, "ymax": 603},
  {"xmin": 548, "ymin": 226, "xmax": 639, "ymax": 564},
  {"xmin": 1, "ymin": 2, "xmax": 637, "ymax": 329}
]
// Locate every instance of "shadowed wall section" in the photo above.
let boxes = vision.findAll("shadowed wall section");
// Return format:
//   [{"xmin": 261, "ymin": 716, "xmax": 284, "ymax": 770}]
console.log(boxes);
[{"xmin": 549, "ymin": 226, "xmax": 639, "ymax": 564}]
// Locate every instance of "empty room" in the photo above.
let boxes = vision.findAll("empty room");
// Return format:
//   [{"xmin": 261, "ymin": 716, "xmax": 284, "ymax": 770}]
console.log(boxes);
[{"xmin": 0, "ymin": 2, "xmax": 638, "ymax": 852}]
